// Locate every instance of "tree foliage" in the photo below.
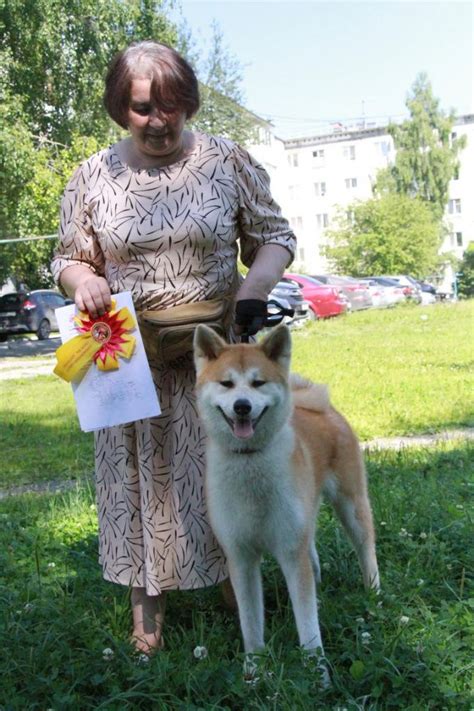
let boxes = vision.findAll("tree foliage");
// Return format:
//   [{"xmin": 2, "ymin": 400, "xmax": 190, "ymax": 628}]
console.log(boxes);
[
  {"xmin": 2, "ymin": 0, "xmax": 178, "ymax": 145},
  {"xmin": 323, "ymin": 194, "xmax": 442, "ymax": 278},
  {"xmin": 374, "ymin": 74, "xmax": 466, "ymax": 220},
  {"xmin": 1, "ymin": 2, "xmax": 259, "ymax": 287},
  {"xmin": 457, "ymin": 243, "xmax": 474, "ymax": 298},
  {"xmin": 186, "ymin": 22, "xmax": 259, "ymax": 144}
]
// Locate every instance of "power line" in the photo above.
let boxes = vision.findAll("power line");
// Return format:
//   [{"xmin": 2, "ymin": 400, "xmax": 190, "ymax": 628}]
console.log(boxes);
[{"xmin": 0, "ymin": 234, "xmax": 57, "ymax": 244}]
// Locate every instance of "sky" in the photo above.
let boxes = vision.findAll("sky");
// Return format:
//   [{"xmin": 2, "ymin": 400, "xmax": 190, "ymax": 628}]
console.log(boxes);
[{"xmin": 172, "ymin": 0, "xmax": 474, "ymax": 139}]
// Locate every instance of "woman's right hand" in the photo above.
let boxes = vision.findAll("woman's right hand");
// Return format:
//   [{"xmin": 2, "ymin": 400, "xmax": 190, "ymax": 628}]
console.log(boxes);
[{"xmin": 74, "ymin": 276, "xmax": 112, "ymax": 318}]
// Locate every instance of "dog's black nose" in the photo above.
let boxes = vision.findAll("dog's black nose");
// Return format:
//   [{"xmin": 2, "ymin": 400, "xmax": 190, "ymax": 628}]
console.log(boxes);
[{"xmin": 233, "ymin": 399, "xmax": 252, "ymax": 417}]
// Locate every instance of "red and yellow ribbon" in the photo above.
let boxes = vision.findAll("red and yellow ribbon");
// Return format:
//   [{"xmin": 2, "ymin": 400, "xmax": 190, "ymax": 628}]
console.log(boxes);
[{"xmin": 54, "ymin": 301, "xmax": 136, "ymax": 383}]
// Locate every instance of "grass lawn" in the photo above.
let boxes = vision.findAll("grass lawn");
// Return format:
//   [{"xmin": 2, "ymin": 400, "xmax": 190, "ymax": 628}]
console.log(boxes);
[
  {"xmin": 0, "ymin": 442, "xmax": 472, "ymax": 709},
  {"xmin": 1, "ymin": 300, "xmax": 472, "ymax": 489},
  {"xmin": 0, "ymin": 301, "xmax": 473, "ymax": 708}
]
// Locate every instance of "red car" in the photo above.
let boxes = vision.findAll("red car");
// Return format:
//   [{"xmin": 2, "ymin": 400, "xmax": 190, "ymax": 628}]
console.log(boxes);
[{"xmin": 284, "ymin": 273, "xmax": 348, "ymax": 319}]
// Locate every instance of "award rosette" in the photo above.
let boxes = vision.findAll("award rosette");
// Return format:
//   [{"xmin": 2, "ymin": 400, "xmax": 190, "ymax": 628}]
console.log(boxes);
[{"xmin": 54, "ymin": 300, "xmax": 136, "ymax": 383}]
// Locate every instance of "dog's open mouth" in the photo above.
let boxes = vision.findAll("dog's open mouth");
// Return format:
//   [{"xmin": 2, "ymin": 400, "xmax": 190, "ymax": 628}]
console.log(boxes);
[{"xmin": 218, "ymin": 406, "xmax": 268, "ymax": 440}]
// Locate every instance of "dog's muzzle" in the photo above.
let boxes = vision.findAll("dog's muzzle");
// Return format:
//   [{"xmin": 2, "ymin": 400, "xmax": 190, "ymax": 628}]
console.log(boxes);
[{"xmin": 218, "ymin": 399, "xmax": 268, "ymax": 440}]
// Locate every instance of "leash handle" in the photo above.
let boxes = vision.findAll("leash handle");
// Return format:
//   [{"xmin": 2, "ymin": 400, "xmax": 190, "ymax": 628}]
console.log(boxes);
[{"xmin": 238, "ymin": 300, "xmax": 295, "ymax": 343}]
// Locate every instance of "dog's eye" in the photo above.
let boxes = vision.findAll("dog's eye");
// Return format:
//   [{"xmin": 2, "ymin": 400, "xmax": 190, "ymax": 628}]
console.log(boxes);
[
  {"xmin": 219, "ymin": 380, "xmax": 234, "ymax": 388},
  {"xmin": 252, "ymin": 380, "xmax": 266, "ymax": 388}
]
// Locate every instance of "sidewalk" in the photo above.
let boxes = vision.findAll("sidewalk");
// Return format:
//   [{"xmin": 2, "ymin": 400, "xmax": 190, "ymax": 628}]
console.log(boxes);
[{"xmin": 1, "ymin": 428, "xmax": 472, "ymax": 500}]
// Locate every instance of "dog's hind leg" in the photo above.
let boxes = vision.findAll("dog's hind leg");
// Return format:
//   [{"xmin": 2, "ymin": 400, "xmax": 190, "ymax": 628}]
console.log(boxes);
[
  {"xmin": 326, "ymin": 455, "xmax": 380, "ymax": 590},
  {"xmin": 227, "ymin": 551, "xmax": 265, "ymax": 654}
]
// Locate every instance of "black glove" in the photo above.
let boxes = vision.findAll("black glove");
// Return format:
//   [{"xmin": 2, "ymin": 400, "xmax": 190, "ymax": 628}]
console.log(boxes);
[{"xmin": 235, "ymin": 299, "xmax": 267, "ymax": 337}]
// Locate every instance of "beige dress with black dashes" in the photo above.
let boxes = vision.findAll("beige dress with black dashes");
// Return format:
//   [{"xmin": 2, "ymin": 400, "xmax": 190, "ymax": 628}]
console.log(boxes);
[{"xmin": 52, "ymin": 133, "xmax": 296, "ymax": 595}]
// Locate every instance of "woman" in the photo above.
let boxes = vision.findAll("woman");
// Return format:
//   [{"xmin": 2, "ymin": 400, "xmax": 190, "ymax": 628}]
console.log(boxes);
[{"xmin": 52, "ymin": 41, "xmax": 296, "ymax": 655}]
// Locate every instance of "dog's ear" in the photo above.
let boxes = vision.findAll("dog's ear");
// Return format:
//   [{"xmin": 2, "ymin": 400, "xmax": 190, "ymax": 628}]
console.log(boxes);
[
  {"xmin": 259, "ymin": 324, "xmax": 291, "ymax": 370},
  {"xmin": 193, "ymin": 325, "xmax": 226, "ymax": 373}
]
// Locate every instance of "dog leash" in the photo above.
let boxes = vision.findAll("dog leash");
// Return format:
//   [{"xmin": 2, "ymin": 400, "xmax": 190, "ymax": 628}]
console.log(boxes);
[{"xmin": 240, "ymin": 299, "xmax": 295, "ymax": 343}]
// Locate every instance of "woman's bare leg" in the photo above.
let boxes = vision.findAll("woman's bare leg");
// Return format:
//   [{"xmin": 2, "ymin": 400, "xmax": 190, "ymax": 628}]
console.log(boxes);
[{"xmin": 131, "ymin": 587, "xmax": 167, "ymax": 654}]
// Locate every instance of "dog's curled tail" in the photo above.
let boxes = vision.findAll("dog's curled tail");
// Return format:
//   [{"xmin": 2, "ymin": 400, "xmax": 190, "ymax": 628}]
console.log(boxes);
[{"xmin": 290, "ymin": 374, "xmax": 330, "ymax": 412}]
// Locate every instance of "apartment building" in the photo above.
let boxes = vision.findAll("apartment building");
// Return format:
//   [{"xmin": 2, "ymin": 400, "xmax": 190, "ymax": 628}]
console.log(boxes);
[{"xmin": 251, "ymin": 115, "xmax": 474, "ymax": 281}]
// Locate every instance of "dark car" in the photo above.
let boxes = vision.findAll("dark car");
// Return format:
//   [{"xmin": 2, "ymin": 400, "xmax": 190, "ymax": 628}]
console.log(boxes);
[
  {"xmin": 0, "ymin": 290, "xmax": 73, "ymax": 341},
  {"xmin": 268, "ymin": 278, "xmax": 309, "ymax": 327}
]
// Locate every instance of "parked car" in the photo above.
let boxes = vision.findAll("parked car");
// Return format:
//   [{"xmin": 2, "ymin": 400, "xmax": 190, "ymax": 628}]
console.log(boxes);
[
  {"xmin": 284, "ymin": 273, "xmax": 348, "ymax": 319},
  {"xmin": 311, "ymin": 275, "xmax": 373, "ymax": 311},
  {"xmin": 382, "ymin": 275, "xmax": 422, "ymax": 303},
  {"xmin": 268, "ymin": 279, "xmax": 309, "ymax": 327},
  {"xmin": 360, "ymin": 277, "xmax": 407, "ymax": 306},
  {"xmin": 0, "ymin": 290, "xmax": 73, "ymax": 341},
  {"xmin": 358, "ymin": 278, "xmax": 405, "ymax": 308}
]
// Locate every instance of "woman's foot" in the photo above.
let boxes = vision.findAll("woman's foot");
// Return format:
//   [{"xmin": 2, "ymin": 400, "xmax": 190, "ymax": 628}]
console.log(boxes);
[{"xmin": 131, "ymin": 587, "xmax": 167, "ymax": 655}]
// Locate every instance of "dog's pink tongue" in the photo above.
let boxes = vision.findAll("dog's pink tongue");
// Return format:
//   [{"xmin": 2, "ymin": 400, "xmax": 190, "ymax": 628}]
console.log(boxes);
[{"xmin": 233, "ymin": 420, "xmax": 254, "ymax": 439}]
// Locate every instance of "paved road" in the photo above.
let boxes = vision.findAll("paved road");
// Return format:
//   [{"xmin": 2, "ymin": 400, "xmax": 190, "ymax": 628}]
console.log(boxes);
[
  {"xmin": 0, "ymin": 334, "xmax": 61, "ymax": 358},
  {"xmin": 0, "ymin": 335, "xmax": 60, "ymax": 379}
]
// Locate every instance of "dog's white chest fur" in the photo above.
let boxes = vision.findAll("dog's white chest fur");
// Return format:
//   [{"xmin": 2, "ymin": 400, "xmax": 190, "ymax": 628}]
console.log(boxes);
[{"xmin": 206, "ymin": 428, "xmax": 305, "ymax": 555}]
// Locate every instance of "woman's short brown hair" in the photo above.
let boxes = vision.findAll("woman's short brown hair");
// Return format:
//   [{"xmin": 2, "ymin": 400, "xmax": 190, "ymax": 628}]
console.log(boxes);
[{"xmin": 104, "ymin": 41, "xmax": 200, "ymax": 128}]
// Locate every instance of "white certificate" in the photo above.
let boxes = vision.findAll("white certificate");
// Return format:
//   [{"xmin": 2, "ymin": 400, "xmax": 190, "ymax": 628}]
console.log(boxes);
[{"xmin": 55, "ymin": 291, "xmax": 161, "ymax": 432}]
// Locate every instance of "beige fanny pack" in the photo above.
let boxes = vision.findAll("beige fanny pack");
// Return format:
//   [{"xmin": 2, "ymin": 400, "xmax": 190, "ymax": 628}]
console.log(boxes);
[{"xmin": 139, "ymin": 298, "xmax": 230, "ymax": 364}]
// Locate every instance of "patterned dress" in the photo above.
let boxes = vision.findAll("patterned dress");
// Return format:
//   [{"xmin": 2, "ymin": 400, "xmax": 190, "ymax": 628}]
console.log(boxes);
[{"xmin": 52, "ymin": 133, "xmax": 296, "ymax": 595}]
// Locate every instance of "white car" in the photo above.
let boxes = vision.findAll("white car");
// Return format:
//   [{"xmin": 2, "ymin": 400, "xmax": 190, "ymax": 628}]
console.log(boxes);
[{"xmin": 359, "ymin": 278, "xmax": 406, "ymax": 307}]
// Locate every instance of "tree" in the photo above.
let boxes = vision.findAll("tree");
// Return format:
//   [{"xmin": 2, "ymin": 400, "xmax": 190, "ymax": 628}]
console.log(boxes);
[
  {"xmin": 186, "ymin": 22, "xmax": 259, "ymax": 144},
  {"xmin": 2, "ymin": 0, "xmax": 178, "ymax": 145},
  {"xmin": 1, "ymin": 2, "xmax": 259, "ymax": 286},
  {"xmin": 457, "ymin": 243, "xmax": 474, "ymax": 298},
  {"xmin": 323, "ymin": 194, "xmax": 442, "ymax": 277},
  {"xmin": 374, "ymin": 74, "xmax": 466, "ymax": 220}
]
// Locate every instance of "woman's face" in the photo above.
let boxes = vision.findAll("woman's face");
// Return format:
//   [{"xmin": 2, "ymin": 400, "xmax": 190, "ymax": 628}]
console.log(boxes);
[{"xmin": 126, "ymin": 77, "xmax": 187, "ymax": 160}]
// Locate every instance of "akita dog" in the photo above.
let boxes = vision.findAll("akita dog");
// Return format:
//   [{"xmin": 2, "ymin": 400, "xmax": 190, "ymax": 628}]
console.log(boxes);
[{"xmin": 194, "ymin": 324, "xmax": 379, "ymax": 678}]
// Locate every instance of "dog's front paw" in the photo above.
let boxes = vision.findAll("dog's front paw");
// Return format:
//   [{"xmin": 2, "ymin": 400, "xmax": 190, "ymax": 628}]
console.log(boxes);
[{"xmin": 303, "ymin": 649, "xmax": 330, "ymax": 688}]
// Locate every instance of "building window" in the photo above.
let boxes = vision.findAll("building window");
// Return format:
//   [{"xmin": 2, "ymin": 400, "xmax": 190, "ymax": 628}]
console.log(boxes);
[
  {"xmin": 289, "ymin": 185, "xmax": 301, "ymax": 200},
  {"xmin": 343, "ymin": 145, "xmax": 356, "ymax": 160},
  {"xmin": 290, "ymin": 216, "xmax": 303, "ymax": 231},
  {"xmin": 456, "ymin": 232, "xmax": 463, "ymax": 246},
  {"xmin": 314, "ymin": 181, "xmax": 326, "ymax": 197},
  {"xmin": 448, "ymin": 199, "xmax": 461, "ymax": 214},
  {"xmin": 316, "ymin": 213, "xmax": 329, "ymax": 229},
  {"xmin": 312, "ymin": 149, "xmax": 325, "ymax": 165},
  {"xmin": 288, "ymin": 153, "xmax": 299, "ymax": 167},
  {"xmin": 345, "ymin": 177, "xmax": 358, "ymax": 189},
  {"xmin": 346, "ymin": 210, "xmax": 355, "ymax": 224},
  {"xmin": 375, "ymin": 140, "xmax": 391, "ymax": 156},
  {"xmin": 453, "ymin": 165, "xmax": 460, "ymax": 180}
]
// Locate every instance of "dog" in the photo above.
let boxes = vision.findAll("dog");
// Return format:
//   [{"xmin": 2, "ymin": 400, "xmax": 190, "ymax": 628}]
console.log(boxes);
[{"xmin": 193, "ymin": 324, "xmax": 379, "ymax": 681}]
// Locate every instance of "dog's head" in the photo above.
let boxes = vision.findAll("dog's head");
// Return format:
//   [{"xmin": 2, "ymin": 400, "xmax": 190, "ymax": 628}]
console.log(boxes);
[{"xmin": 194, "ymin": 325, "xmax": 292, "ymax": 449}]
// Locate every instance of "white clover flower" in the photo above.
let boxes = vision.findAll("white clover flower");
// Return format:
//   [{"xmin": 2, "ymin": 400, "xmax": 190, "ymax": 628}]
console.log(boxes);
[
  {"xmin": 355, "ymin": 617, "xmax": 365, "ymax": 624},
  {"xmin": 137, "ymin": 653, "xmax": 150, "ymax": 664},
  {"xmin": 361, "ymin": 631, "xmax": 371, "ymax": 644},
  {"xmin": 456, "ymin": 504, "xmax": 464, "ymax": 510},
  {"xmin": 419, "ymin": 532, "xmax": 427, "ymax": 539},
  {"xmin": 322, "ymin": 562, "xmax": 330, "ymax": 570},
  {"xmin": 102, "ymin": 647, "xmax": 114, "ymax": 661},
  {"xmin": 420, "ymin": 314, "xmax": 428, "ymax": 321},
  {"xmin": 417, "ymin": 579, "xmax": 424, "ymax": 586},
  {"xmin": 24, "ymin": 603, "xmax": 34, "ymax": 612},
  {"xmin": 400, "ymin": 616, "xmax": 410, "ymax": 625},
  {"xmin": 380, "ymin": 521, "xmax": 387, "ymax": 526},
  {"xmin": 399, "ymin": 528, "xmax": 409, "ymax": 537},
  {"xmin": 47, "ymin": 562, "xmax": 56, "ymax": 569},
  {"xmin": 193, "ymin": 645, "xmax": 208, "ymax": 660}
]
